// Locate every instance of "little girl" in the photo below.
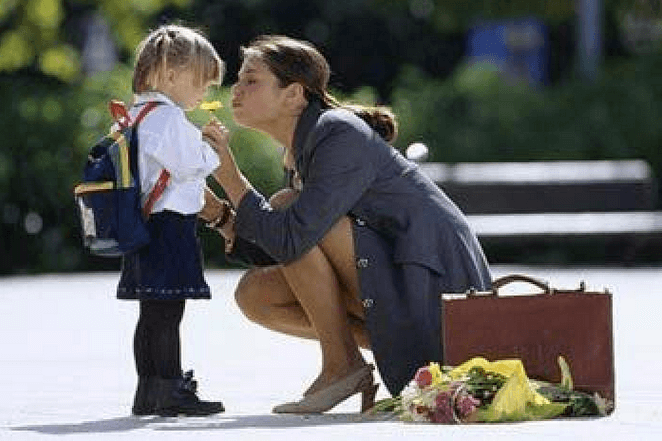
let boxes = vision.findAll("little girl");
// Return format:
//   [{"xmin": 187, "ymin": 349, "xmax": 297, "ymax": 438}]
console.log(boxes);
[{"xmin": 116, "ymin": 24, "xmax": 227, "ymax": 417}]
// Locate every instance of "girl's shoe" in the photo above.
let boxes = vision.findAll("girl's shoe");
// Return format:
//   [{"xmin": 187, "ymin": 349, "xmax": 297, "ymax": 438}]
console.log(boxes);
[
  {"xmin": 154, "ymin": 370, "xmax": 225, "ymax": 417},
  {"xmin": 272, "ymin": 364, "xmax": 378, "ymax": 414}
]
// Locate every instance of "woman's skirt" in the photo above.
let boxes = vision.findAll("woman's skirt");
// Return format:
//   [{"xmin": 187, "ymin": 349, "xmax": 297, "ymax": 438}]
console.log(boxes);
[
  {"xmin": 353, "ymin": 220, "xmax": 444, "ymax": 396},
  {"xmin": 117, "ymin": 210, "xmax": 211, "ymax": 301}
]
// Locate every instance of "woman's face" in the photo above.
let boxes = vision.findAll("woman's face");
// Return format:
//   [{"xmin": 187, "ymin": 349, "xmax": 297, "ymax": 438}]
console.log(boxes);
[{"xmin": 231, "ymin": 57, "xmax": 287, "ymax": 130}]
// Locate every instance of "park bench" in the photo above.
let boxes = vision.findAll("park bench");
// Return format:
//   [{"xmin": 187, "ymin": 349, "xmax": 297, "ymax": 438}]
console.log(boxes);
[{"xmin": 417, "ymin": 159, "xmax": 662, "ymax": 263}]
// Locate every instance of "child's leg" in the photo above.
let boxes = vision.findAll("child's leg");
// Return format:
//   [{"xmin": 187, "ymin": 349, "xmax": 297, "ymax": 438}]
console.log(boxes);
[
  {"xmin": 138, "ymin": 299, "xmax": 185, "ymax": 378},
  {"xmin": 144, "ymin": 299, "xmax": 224, "ymax": 416},
  {"xmin": 131, "ymin": 299, "xmax": 185, "ymax": 415}
]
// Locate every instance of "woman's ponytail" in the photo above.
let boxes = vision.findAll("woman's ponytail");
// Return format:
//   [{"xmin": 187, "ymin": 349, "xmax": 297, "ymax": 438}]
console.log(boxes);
[{"xmin": 344, "ymin": 104, "xmax": 398, "ymax": 144}]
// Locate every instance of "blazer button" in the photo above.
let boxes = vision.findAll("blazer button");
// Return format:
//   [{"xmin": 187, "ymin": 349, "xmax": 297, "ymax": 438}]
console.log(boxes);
[
  {"xmin": 362, "ymin": 298, "xmax": 374, "ymax": 308},
  {"xmin": 356, "ymin": 257, "xmax": 369, "ymax": 268}
]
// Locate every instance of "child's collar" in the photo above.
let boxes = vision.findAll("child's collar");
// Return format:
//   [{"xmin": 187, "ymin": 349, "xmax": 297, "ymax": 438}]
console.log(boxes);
[{"xmin": 133, "ymin": 91, "xmax": 178, "ymax": 108}]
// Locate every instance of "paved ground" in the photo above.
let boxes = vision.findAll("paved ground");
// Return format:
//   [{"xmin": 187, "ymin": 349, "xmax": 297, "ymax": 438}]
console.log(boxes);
[{"xmin": 1, "ymin": 265, "xmax": 661, "ymax": 440}]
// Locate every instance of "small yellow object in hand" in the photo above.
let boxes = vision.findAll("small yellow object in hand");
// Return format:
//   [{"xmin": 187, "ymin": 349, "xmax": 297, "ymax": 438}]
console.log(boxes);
[{"xmin": 200, "ymin": 101, "xmax": 223, "ymax": 111}]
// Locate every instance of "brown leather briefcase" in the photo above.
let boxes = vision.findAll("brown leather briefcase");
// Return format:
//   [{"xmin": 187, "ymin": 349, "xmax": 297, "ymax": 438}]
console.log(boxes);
[{"xmin": 441, "ymin": 274, "xmax": 615, "ymax": 406}]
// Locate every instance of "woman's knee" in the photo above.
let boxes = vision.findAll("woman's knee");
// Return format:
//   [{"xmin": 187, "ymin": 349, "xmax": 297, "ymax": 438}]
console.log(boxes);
[
  {"xmin": 269, "ymin": 188, "xmax": 299, "ymax": 210},
  {"xmin": 234, "ymin": 266, "xmax": 291, "ymax": 324},
  {"xmin": 234, "ymin": 270, "xmax": 262, "ymax": 319}
]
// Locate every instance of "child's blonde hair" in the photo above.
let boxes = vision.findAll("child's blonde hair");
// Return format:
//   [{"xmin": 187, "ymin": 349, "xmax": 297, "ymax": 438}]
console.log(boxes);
[{"xmin": 133, "ymin": 24, "xmax": 224, "ymax": 94}]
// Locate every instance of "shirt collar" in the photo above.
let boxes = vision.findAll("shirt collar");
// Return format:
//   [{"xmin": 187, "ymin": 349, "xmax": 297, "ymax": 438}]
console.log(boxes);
[{"xmin": 133, "ymin": 91, "xmax": 179, "ymax": 109}]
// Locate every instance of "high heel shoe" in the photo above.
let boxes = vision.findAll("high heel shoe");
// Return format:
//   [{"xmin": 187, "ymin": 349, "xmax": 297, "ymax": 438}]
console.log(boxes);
[{"xmin": 272, "ymin": 364, "xmax": 378, "ymax": 414}]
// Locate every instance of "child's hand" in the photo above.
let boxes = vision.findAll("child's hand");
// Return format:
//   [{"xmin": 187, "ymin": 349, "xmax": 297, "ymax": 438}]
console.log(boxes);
[{"xmin": 202, "ymin": 120, "xmax": 230, "ymax": 155}]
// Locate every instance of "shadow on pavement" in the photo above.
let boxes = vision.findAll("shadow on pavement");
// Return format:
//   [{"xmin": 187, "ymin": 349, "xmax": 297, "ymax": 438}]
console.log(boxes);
[{"xmin": 11, "ymin": 412, "xmax": 395, "ymax": 434}]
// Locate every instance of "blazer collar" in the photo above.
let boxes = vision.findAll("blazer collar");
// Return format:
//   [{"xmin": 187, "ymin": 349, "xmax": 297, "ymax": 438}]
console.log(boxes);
[{"xmin": 293, "ymin": 98, "xmax": 324, "ymax": 170}]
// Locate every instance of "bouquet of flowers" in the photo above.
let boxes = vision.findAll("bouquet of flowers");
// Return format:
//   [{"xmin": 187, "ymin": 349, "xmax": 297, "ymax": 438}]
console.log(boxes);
[{"xmin": 372, "ymin": 357, "xmax": 610, "ymax": 424}]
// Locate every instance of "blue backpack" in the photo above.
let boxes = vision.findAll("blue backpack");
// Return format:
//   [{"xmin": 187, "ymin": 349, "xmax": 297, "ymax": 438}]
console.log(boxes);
[{"xmin": 73, "ymin": 100, "xmax": 169, "ymax": 257}]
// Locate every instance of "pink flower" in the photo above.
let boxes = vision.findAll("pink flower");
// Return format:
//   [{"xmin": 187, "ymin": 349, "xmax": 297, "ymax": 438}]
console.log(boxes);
[
  {"xmin": 414, "ymin": 367, "xmax": 433, "ymax": 387},
  {"xmin": 455, "ymin": 394, "xmax": 480, "ymax": 419},
  {"xmin": 430, "ymin": 391, "xmax": 454, "ymax": 423}
]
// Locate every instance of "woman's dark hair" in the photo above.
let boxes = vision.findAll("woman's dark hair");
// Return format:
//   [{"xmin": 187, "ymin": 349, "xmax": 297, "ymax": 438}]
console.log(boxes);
[{"xmin": 241, "ymin": 35, "xmax": 397, "ymax": 143}]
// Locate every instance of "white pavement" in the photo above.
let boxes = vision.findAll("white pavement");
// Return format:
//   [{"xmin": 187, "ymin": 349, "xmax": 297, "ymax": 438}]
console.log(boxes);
[{"xmin": 1, "ymin": 265, "xmax": 661, "ymax": 440}]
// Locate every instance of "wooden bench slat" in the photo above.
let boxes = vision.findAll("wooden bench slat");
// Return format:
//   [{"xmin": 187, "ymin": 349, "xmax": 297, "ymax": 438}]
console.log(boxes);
[
  {"xmin": 467, "ymin": 211, "xmax": 662, "ymax": 237},
  {"xmin": 419, "ymin": 159, "xmax": 652, "ymax": 185}
]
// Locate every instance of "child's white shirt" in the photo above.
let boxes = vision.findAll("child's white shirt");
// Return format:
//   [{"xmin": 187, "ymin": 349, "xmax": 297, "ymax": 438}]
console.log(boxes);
[{"xmin": 130, "ymin": 92, "xmax": 220, "ymax": 215}]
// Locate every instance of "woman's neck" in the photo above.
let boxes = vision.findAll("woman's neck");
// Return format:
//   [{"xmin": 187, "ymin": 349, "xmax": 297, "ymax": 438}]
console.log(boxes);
[{"xmin": 258, "ymin": 108, "xmax": 302, "ymax": 158}]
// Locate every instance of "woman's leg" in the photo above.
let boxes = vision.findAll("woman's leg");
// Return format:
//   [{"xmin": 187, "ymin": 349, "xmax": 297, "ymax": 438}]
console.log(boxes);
[
  {"xmin": 235, "ymin": 265, "xmax": 369, "ymax": 349},
  {"xmin": 235, "ymin": 217, "xmax": 370, "ymax": 394},
  {"xmin": 236, "ymin": 187, "xmax": 368, "ymax": 347}
]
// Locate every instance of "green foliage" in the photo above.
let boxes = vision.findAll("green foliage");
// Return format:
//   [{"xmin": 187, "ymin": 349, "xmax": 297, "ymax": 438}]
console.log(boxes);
[
  {"xmin": 391, "ymin": 55, "xmax": 662, "ymax": 175},
  {"xmin": 0, "ymin": 73, "xmax": 89, "ymax": 273},
  {"xmin": 0, "ymin": 64, "xmax": 284, "ymax": 274},
  {"xmin": 1, "ymin": 0, "xmax": 661, "ymax": 272},
  {"xmin": 0, "ymin": 0, "xmax": 193, "ymax": 82},
  {"xmin": 372, "ymin": 0, "xmax": 577, "ymax": 32}
]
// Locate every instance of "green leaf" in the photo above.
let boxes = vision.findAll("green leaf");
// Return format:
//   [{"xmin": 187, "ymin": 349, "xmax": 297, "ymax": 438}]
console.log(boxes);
[{"xmin": 558, "ymin": 356, "xmax": 574, "ymax": 391}]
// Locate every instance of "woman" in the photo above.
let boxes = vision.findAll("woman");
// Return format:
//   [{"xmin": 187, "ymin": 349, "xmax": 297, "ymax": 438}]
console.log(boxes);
[{"xmin": 201, "ymin": 35, "xmax": 492, "ymax": 414}]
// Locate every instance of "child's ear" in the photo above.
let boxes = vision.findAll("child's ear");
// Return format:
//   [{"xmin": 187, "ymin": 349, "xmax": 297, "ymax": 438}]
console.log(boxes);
[{"xmin": 164, "ymin": 68, "xmax": 178, "ymax": 86}]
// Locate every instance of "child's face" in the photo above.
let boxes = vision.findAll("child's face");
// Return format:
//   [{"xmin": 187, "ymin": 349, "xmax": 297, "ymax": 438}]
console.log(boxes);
[{"xmin": 162, "ymin": 69, "xmax": 210, "ymax": 111}]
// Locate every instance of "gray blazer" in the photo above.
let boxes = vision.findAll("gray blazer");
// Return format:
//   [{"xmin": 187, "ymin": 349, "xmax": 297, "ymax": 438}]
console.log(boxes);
[{"xmin": 232, "ymin": 99, "xmax": 492, "ymax": 395}]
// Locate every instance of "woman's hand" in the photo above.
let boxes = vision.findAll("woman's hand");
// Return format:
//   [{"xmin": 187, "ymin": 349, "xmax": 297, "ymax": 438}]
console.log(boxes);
[
  {"xmin": 202, "ymin": 119, "xmax": 252, "ymax": 209},
  {"xmin": 200, "ymin": 187, "xmax": 236, "ymax": 250}
]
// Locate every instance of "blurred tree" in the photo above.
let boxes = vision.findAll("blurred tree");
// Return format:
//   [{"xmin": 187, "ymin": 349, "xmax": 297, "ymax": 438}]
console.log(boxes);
[
  {"xmin": 0, "ymin": 0, "xmax": 192, "ymax": 82},
  {"xmin": 0, "ymin": 0, "xmax": 658, "ymax": 273}
]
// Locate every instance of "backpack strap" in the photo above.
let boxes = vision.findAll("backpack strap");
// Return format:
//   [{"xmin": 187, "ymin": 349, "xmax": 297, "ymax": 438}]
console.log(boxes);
[
  {"xmin": 109, "ymin": 100, "xmax": 160, "ymax": 129},
  {"xmin": 134, "ymin": 101, "xmax": 160, "ymax": 126},
  {"xmin": 142, "ymin": 169, "xmax": 171, "ymax": 218},
  {"xmin": 119, "ymin": 100, "xmax": 170, "ymax": 218}
]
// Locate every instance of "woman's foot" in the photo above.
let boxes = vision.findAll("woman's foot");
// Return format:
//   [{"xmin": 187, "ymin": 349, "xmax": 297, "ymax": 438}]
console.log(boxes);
[
  {"xmin": 303, "ymin": 362, "xmax": 365, "ymax": 396},
  {"xmin": 272, "ymin": 364, "xmax": 378, "ymax": 414}
]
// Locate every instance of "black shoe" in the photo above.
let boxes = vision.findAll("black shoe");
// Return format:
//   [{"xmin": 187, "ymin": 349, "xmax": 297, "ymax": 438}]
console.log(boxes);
[
  {"xmin": 155, "ymin": 370, "xmax": 225, "ymax": 417},
  {"xmin": 132, "ymin": 376, "xmax": 158, "ymax": 416}
]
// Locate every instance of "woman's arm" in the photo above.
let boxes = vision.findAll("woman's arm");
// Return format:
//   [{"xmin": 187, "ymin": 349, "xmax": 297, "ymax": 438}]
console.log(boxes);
[
  {"xmin": 199, "ymin": 186, "xmax": 235, "ymax": 241},
  {"xmin": 202, "ymin": 121, "xmax": 252, "ymax": 208},
  {"xmin": 202, "ymin": 113, "xmax": 379, "ymax": 264}
]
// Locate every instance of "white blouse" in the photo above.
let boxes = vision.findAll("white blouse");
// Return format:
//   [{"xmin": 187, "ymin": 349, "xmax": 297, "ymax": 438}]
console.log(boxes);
[{"xmin": 130, "ymin": 92, "xmax": 220, "ymax": 215}]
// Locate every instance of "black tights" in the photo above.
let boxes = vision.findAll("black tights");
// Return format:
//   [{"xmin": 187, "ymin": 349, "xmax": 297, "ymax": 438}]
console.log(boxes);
[{"xmin": 134, "ymin": 300, "xmax": 185, "ymax": 379}]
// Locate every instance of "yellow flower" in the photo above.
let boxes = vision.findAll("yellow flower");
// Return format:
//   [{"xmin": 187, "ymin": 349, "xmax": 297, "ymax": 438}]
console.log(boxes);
[
  {"xmin": 428, "ymin": 362, "xmax": 445, "ymax": 386},
  {"xmin": 200, "ymin": 101, "xmax": 223, "ymax": 111}
]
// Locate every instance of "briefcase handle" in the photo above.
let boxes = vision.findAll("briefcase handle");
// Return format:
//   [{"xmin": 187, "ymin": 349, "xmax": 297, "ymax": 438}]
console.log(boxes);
[
  {"xmin": 490, "ymin": 274, "xmax": 552, "ymax": 295},
  {"xmin": 487, "ymin": 274, "xmax": 589, "ymax": 297}
]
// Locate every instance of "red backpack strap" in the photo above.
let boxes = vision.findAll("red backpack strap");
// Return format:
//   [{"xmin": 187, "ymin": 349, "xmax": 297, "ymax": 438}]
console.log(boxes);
[
  {"xmin": 109, "ymin": 100, "xmax": 131, "ymax": 129},
  {"xmin": 134, "ymin": 101, "xmax": 159, "ymax": 125},
  {"xmin": 134, "ymin": 100, "xmax": 168, "ymax": 217},
  {"xmin": 109, "ymin": 99, "xmax": 159, "ymax": 129},
  {"xmin": 142, "ymin": 169, "xmax": 171, "ymax": 218}
]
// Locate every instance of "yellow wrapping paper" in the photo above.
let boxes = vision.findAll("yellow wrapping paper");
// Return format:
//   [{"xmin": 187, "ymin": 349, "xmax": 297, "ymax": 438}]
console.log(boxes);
[{"xmin": 448, "ymin": 357, "xmax": 567, "ymax": 422}]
